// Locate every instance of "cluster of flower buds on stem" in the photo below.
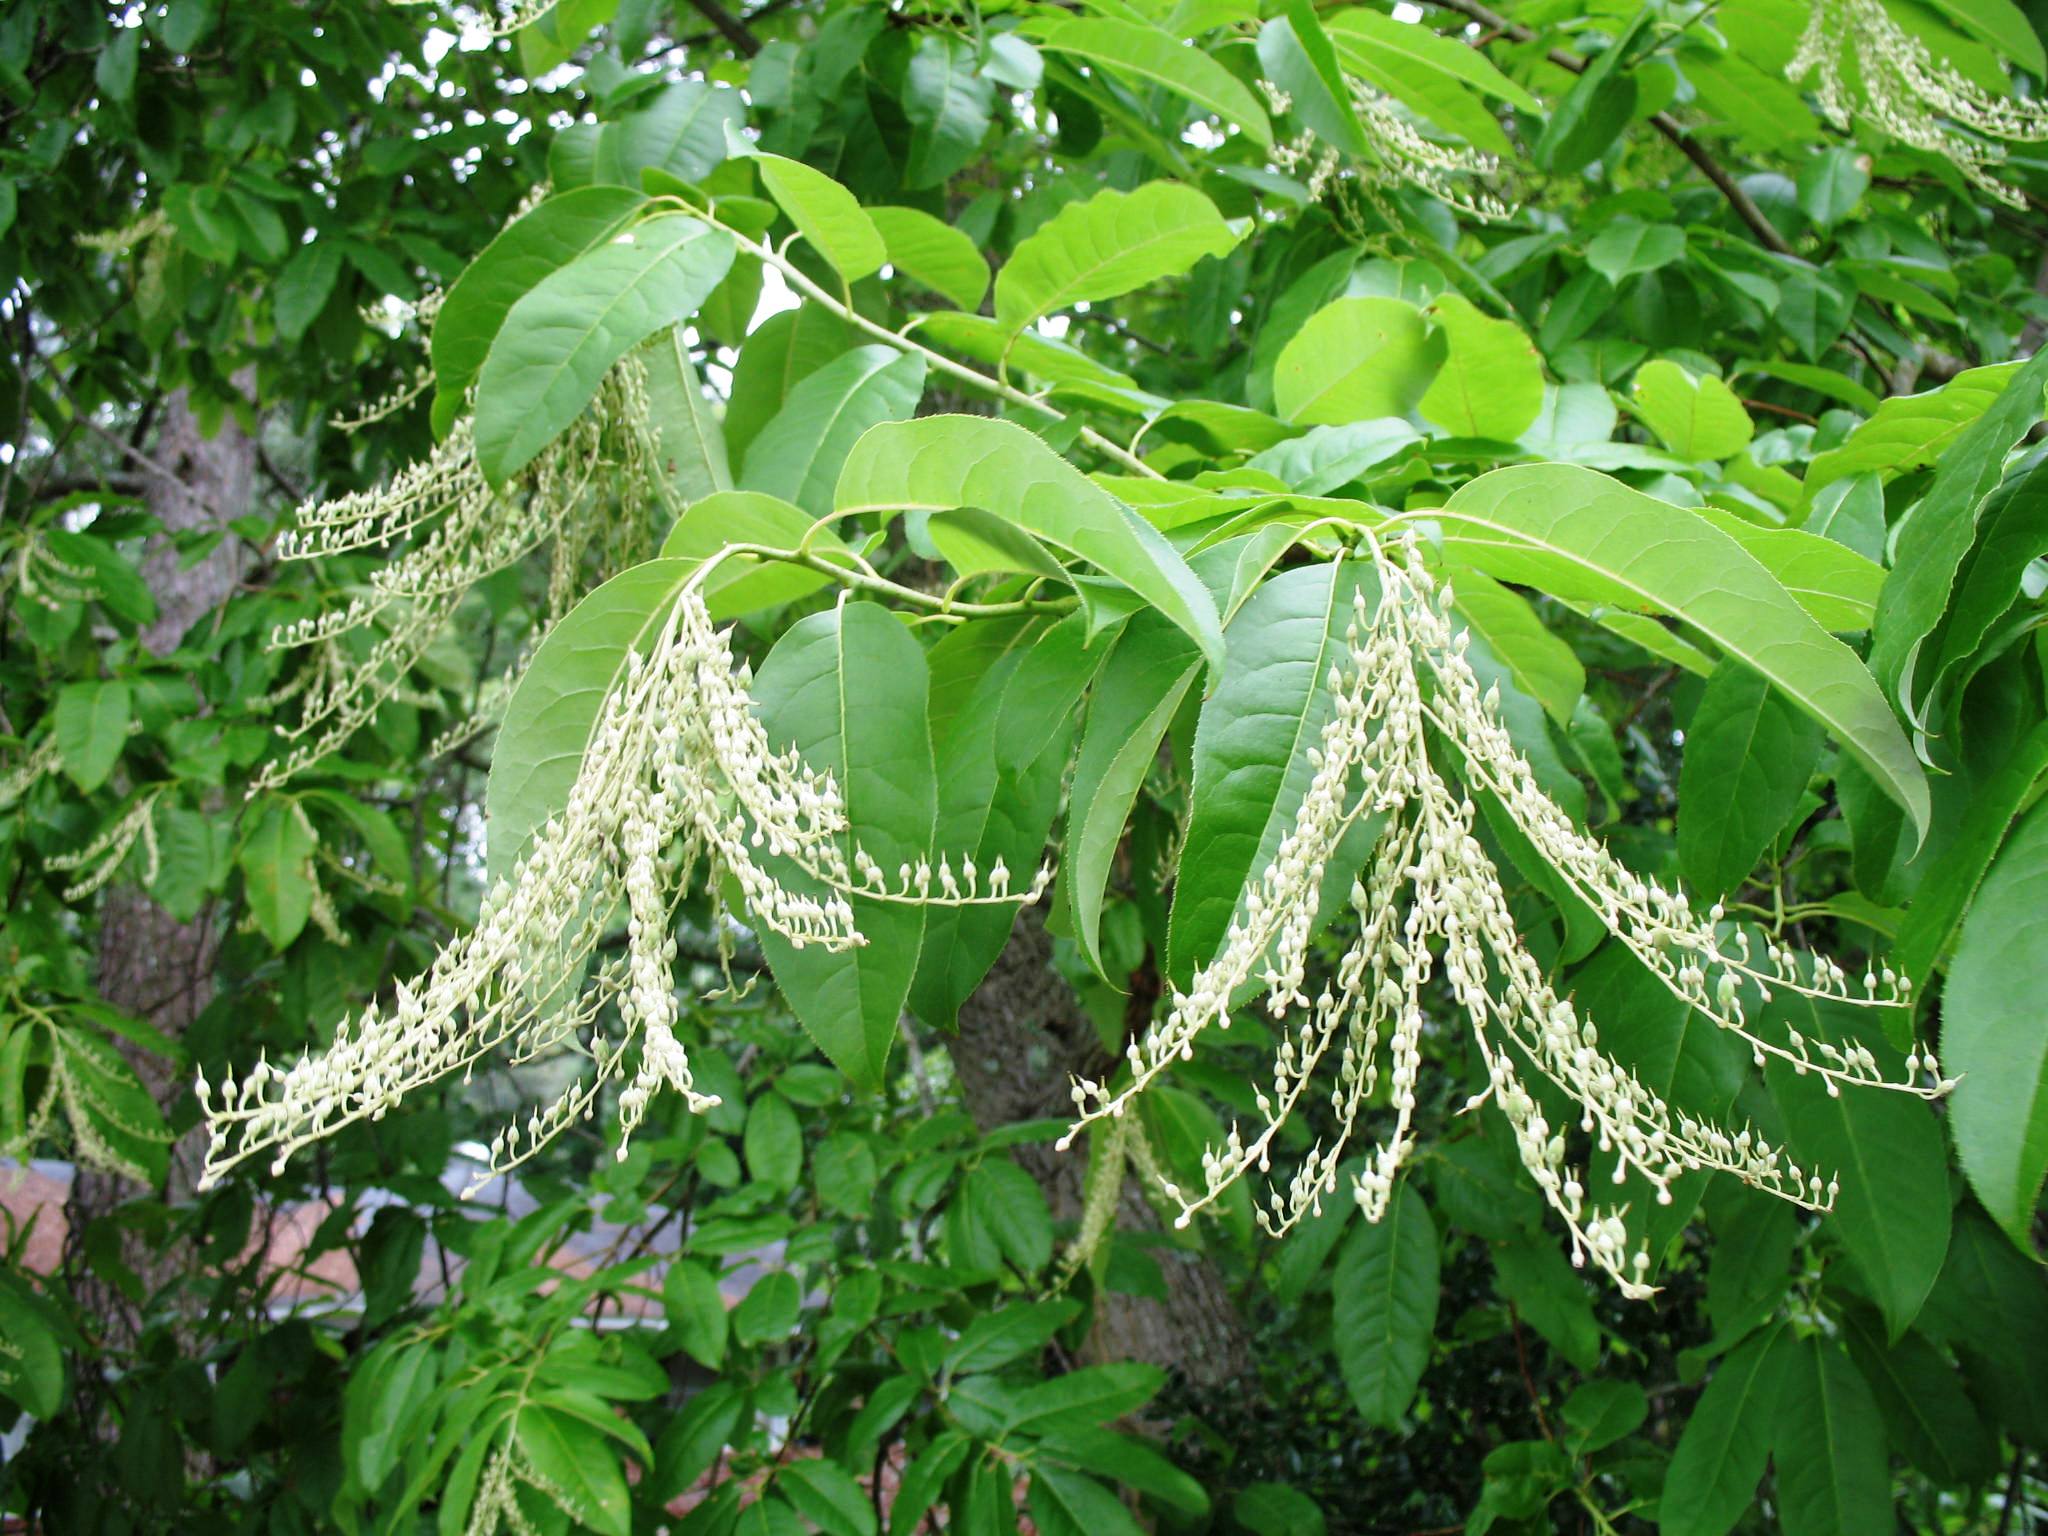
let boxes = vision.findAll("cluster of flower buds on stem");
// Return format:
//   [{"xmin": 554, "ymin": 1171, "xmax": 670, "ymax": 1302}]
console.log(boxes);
[{"xmin": 1062, "ymin": 534, "xmax": 1948, "ymax": 1298}]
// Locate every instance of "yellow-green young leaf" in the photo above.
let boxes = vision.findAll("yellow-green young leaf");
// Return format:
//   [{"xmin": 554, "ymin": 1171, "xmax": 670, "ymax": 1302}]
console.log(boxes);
[
  {"xmin": 751, "ymin": 603, "xmax": 936, "ymax": 1090},
  {"xmin": 1273, "ymin": 298, "xmax": 1445, "ymax": 426},
  {"xmin": 486, "ymin": 558, "xmax": 693, "ymax": 885},
  {"xmin": 1629, "ymin": 359, "xmax": 1754, "ymax": 462},
  {"xmin": 430, "ymin": 186, "xmax": 648, "ymax": 432},
  {"xmin": 474, "ymin": 213, "xmax": 734, "ymax": 484},
  {"xmin": 659, "ymin": 490, "xmax": 857, "ymax": 619},
  {"xmin": 1771, "ymin": 1338, "xmax": 1891, "ymax": 1536},
  {"xmin": 1436, "ymin": 464, "xmax": 1928, "ymax": 838},
  {"xmin": 1031, "ymin": 17, "xmax": 1274, "ymax": 148},
  {"xmin": 1661, "ymin": 1322, "xmax": 1792, "ymax": 1536},
  {"xmin": 1806, "ymin": 358, "xmax": 2029, "ymax": 491},
  {"xmin": 1694, "ymin": 507, "xmax": 1884, "ymax": 632},
  {"xmin": 1257, "ymin": 8, "xmax": 1368, "ymax": 157},
  {"xmin": 1677, "ymin": 661, "xmax": 1824, "ymax": 899},
  {"xmin": 238, "ymin": 797, "xmax": 315, "ymax": 951},
  {"xmin": 1331, "ymin": 1181, "xmax": 1438, "ymax": 1428},
  {"xmin": 727, "ymin": 131, "xmax": 885, "ymax": 285},
  {"xmin": 1325, "ymin": 9, "xmax": 1517, "ymax": 155},
  {"xmin": 1585, "ymin": 220, "xmax": 1686, "ymax": 284},
  {"xmin": 53, "ymin": 679, "xmax": 130, "ymax": 792},
  {"xmin": 640, "ymin": 327, "xmax": 731, "ymax": 508},
  {"xmin": 1943, "ymin": 798, "xmax": 2048, "ymax": 1254},
  {"xmin": 738, "ymin": 346, "xmax": 925, "ymax": 518},
  {"xmin": 866, "ymin": 205, "xmax": 988, "ymax": 310},
  {"xmin": 993, "ymin": 181, "xmax": 1242, "ymax": 335},
  {"xmin": 835, "ymin": 415, "xmax": 1223, "ymax": 669},
  {"xmin": 1418, "ymin": 293, "xmax": 1543, "ymax": 441},
  {"xmin": 1925, "ymin": 0, "xmax": 2046, "ymax": 75}
]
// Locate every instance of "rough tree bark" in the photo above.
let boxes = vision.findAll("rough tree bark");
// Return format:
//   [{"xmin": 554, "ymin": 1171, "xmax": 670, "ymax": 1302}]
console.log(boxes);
[
  {"xmin": 64, "ymin": 387, "xmax": 253, "ymax": 1354},
  {"xmin": 949, "ymin": 909, "xmax": 1255, "ymax": 1388}
]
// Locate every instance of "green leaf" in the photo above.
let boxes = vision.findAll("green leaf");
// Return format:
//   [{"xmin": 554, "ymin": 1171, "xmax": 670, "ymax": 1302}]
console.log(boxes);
[
  {"xmin": 1840, "ymin": 1307, "xmax": 1999, "ymax": 1486},
  {"xmin": 888, "ymin": 1433, "xmax": 973, "ymax": 1536},
  {"xmin": 1796, "ymin": 145, "xmax": 1872, "ymax": 228},
  {"xmin": 514, "ymin": 1407, "xmax": 631, "ymax": 1536},
  {"xmin": 1661, "ymin": 1322, "xmax": 1791, "ymax": 1536},
  {"xmin": 725, "ymin": 304, "xmax": 858, "ymax": 466},
  {"xmin": 1585, "ymin": 220, "xmax": 1685, "ymax": 285},
  {"xmin": 779, "ymin": 1459, "xmax": 877, "ymax": 1536},
  {"xmin": 1703, "ymin": 1185, "xmax": 1797, "ymax": 1345},
  {"xmin": 1923, "ymin": 0, "xmax": 2045, "ymax": 72},
  {"xmin": 1244, "ymin": 419, "xmax": 1420, "ymax": 494},
  {"xmin": 1677, "ymin": 661, "xmax": 1823, "ymax": 899},
  {"xmin": 1894, "ymin": 720, "xmax": 2048, "ymax": 980},
  {"xmin": 1886, "ymin": 358, "xmax": 2048, "ymax": 713},
  {"xmin": 661, "ymin": 1260, "xmax": 728, "ymax": 1370},
  {"xmin": 238, "ymin": 797, "xmax": 315, "ymax": 951},
  {"xmin": 1772, "ymin": 1336, "xmax": 1891, "ymax": 1536},
  {"xmin": 640, "ymin": 327, "xmax": 732, "ymax": 507},
  {"xmin": 1167, "ymin": 561, "xmax": 1379, "ymax": 984},
  {"xmin": 1257, "ymin": 8, "xmax": 1367, "ymax": 158},
  {"xmin": 274, "ymin": 241, "xmax": 343, "ymax": 343},
  {"xmin": 1418, "ymin": 294, "xmax": 1543, "ymax": 441},
  {"xmin": 474, "ymin": 213, "xmax": 734, "ymax": 484},
  {"xmin": 594, "ymin": 81, "xmax": 742, "ymax": 186},
  {"xmin": 744, "ymin": 1091, "xmax": 803, "ymax": 1192},
  {"xmin": 1008, "ymin": 1362, "xmax": 1165, "ymax": 1437},
  {"xmin": 1493, "ymin": 1240, "xmax": 1602, "ymax": 1370},
  {"xmin": 1274, "ymin": 298, "xmax": 1443, "ymax": 426},
  {"xmin": 731, "ymin": 137, "xmax": 886, "ymax": 286},
  {"xmin": 1764, "ymin": 994, "xmax": 1950, "ymax": 1337},
  {"xmin": 752, "ymin": 603, "xmax": 936, "ymax": 1090},
  {"xmin": 54, "ymin": 680, "xmax": 131, "ymax": 792},
  {"xmin": 1448, "ymin": 567, "xmax": 1585, "ymax": 727},
  {"xmin": 902, "ymin": 34, "xmax": 993, "ymax": 189},
  {"xmin": 1437, "ymin": 464, "xmax": 1928, "ymax": 838},
  {"xmin": 732, "ymin": 1270, "xmax": 800, "ymax": 1345},
  {"xmin": 1234, "ymin": 1484, "xmax": 1327, "ymax": 1536},
  {"xmin": 652, "ymin": 1383, "xmax": 746, "ymax": 1501},
  {"xmin": 430, "ymin": 186, "xmax": 646, "ymax": 431},
  {"xmin": 1034, "ymin": 1427, "xmax": 1206, "ymax": 1516},
  {"xmin": 1561, "ymin": 1380, "xmax": 1647, "ymax": 1452},
  {"xmin": 739, "ymin": 345, "xmax": 925, "ymax": 519},
  {"xmin": 1628, "ymin": 360, "xmax": 1754, "ymax": 462},
  {"xmin": 0, "ymin": 1277, "xmax": 65, "ymax": 1420},
  {"xmin": 1331, "ymin": 1181, "xmax": 1438, "ymax": 1428},
  {"xmin": 948, "ymin": 1157, "xmax": 1053, "ymax": 1275},
  {"xmin": 1807, "ymin": 358, "xmax": 2032, "ymax": 491},
  {"xmin": 1693, "ymin": 506, "xmax": 1885, "ymax": 633},
  {"xmin": 1028, "ymin": 1468, "xmax": 1145, "ymax": 1536},
  {"xmin": 486, "ymin": 558, "xmax": 692, "ymax": 885},
  {"xmin": 993, "ymin": 181, "xmax": 1242, "ymax": 336},
  {"xmin": 835, "ymin": 415, "xmax": 1223, "ymax": 668},
  {"xmin": 1922, "ymin": 1209, "xmax": 2048, "ymax": 1445},
  {"xmin": 660, "ymin": 490, "xmax": 857, "ymax": 619},
  {"xmin": 1032, "ymin": 17, "xmax": 1274, "ymax": 148},
  {"xmin": 1943, "ymin": 797, "xmax": 2048, "ymax": 1252},
  {"xmin": 1062, "ymin": 614, "xmax": 1203, "ymax": 977},
  {"xmin": 1923, "ymin": 458, "xmax": 2048, "ymax": 714},
  {"xmin": 866, "ymin": 206, "xmax": 989, "ymax": 310}
]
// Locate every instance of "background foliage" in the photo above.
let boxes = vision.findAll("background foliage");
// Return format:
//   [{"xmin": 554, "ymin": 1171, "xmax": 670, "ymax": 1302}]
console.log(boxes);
[{"xmin": 4, "ymin": 0, "xmax": 2048, "ymax": 1533}]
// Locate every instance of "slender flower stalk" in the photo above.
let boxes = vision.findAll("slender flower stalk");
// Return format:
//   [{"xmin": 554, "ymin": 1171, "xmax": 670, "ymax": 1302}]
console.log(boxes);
[{"xmin": 1060, "ymin": 535, "xmax": 1946, "ymax": 1297}]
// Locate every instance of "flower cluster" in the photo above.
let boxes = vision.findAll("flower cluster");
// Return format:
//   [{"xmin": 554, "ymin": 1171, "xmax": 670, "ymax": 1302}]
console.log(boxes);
[
  {"xmin": 1261, "ymin": 78, "xmax": 1511, "ymax": 220},
  {"xmin": 1788, "ymin": 0, "xmax": 2048, "ymax": 206},
  {"xmin": 201, "ymin": 581, "xmax": 1046, "ymax": 1194},
  {"xmin": 1061, "ymin": 536, "xmax": 1946, "ymax": 1297}
]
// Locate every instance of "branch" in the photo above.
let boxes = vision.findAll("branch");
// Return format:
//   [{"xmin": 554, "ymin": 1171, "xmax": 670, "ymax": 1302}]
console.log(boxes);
[
  {"xmin": 680, "ymin": 0, "xmax": 761, "ymax": 56},
  {"xmin": 1427, "ymin": 0, "xmax": 1794, "ymax": 255}
]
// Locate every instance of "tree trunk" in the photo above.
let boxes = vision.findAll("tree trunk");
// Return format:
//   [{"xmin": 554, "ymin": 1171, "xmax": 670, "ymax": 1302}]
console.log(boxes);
[
  {"xmin": 64, "ymin": 387, "xmax": 253, "ymax": 1354},
  {"xmin": 948, "ymin": 909, "xmax": 1254, "ymax": 1388}
]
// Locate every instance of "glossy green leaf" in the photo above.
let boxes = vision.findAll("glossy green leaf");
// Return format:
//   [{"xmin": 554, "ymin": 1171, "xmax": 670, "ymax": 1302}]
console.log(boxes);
[
  {"xmin": 1331, "ymin": 1181, "xmax": 1438, "ymax": 1428},
  {"xmin": 751, "ymin": 603, "xmax": 936, "ymax": 1090},
  {"xmin": 595, "ymin": 81, "xmax": 743, "ymax": 186},
  {"xmin": 1273, "ymin": 297, "xmax": 1444, "ymax": 426},
  {"xmin": 474, "ymin": 213, "xmax": 734, "ymax": 483},
  {"xmin": 1033, "ymin": 17, "xmax": 1273, "ymax": 148},
  {"xmin": 1436, "ymin": 464, "xmax": 1928, "ymax": 837},
  {"xmin": 1772, "ymin": 1336, "xmax": 1891, "ymax": 1536},
  {"xmin": 739, "ymin": 345, "xmax": 925, "ymax": 519},
  {"xmin": 866, "ymin": 205, "xmax": 988, "ymax": 310},
  {"xmin": 1244, "ymin": 418, "xmax": 1420, "ymax": 494},
  {"xmin": 732, "ymin": 137, "xmax": 885, "ymax": 285},
  {"xmin": 835, "ymin": 415, "xmax": 1223, "ymax": 668},
  {"xmin": 993, "ymin": 181, "xmax": 1241, "ymax": 335},
  {"xmin": 1629, "ymin": 360, "xmax": 1754, "ymax": 462},
  {"xmin": 1661, "ymin": 1322, "xmax": 1791, "ymax": 1536},
  {"xmin": 1677, "ymin": 661, "xmax": 1823, "ymax": 899},
  {"xmin": 430, "ymin": 186, "xmax": 646, "ymax": 431},
  {"xmin": 1943, "ymin": 797, "xmax": 2048, "ymax": 1252},
  {"xmin": 1418, "ymin": 293, "xmax": 1543, "ymax": 441}
]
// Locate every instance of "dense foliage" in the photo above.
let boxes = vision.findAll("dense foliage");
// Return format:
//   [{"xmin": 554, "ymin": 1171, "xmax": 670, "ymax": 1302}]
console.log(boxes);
[{"xmin": 5, "ymin": 0, "xmax": 2048, "ymax": 1532}]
